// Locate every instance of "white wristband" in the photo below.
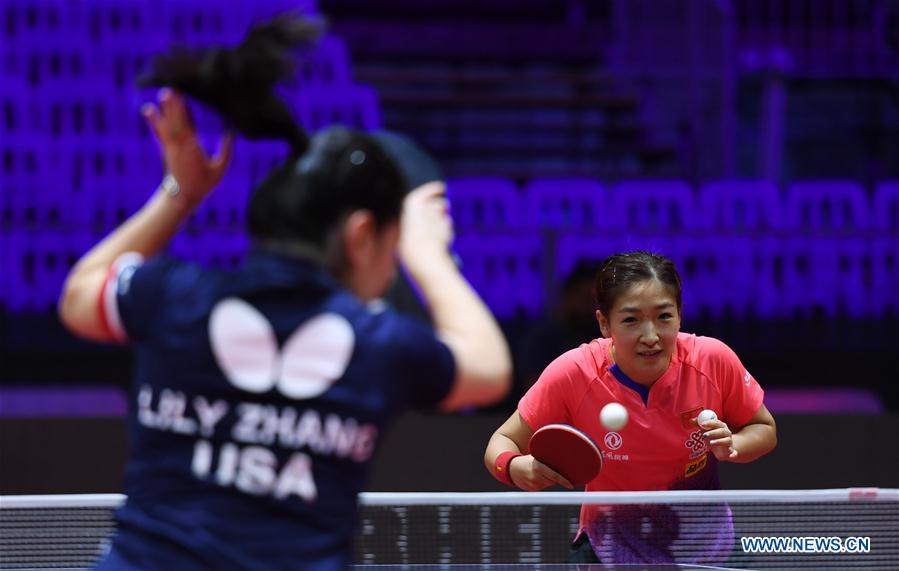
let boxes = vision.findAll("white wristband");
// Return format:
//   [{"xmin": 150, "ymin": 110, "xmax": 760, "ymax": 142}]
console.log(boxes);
[{"xmin": 161, "ymin": 174, "xmax": 180, "ymax": 197}]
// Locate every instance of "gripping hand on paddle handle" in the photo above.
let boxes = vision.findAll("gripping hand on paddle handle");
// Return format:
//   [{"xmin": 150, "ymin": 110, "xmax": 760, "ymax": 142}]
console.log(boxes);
[{"xmin": 509, "ymin": 455, "xmax": 574, "ymax": 491}]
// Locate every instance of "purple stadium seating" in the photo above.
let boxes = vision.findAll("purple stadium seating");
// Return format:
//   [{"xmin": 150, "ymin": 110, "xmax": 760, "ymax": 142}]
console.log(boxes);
[
  {"xmin": 775, "ymin": 234, "xmax": 873, "ymax": 318},
  {"xmin": 699, "ymin": 179, "xmax": 783, "ymax": 232},
  {"xmin": 671, "ymin": 235, "xmax": 755, "ymax": 318},
  {"xmin": 554, "ymin": 232, "xmax": 632, "ymax": 286},
  {"xmin": 870, "ymin": 236, "xmax": 899, "ymax": 315},
  {"xmin": 609, "ymin": 179, "xmax": 702, "ymax": 233},
  {"xmin": 873, "ymin": 180, "xmax": 899, "ymax": 233},
  {"xmin": 0, "ymin": 78, "xmax": 27, "ymax": 138},
  {"xmin": 810, "ymin": 236, "xmax": 870, "ymax": 318},
  {"xmin": 522, "ymin": 177, "xmax": 610, "ymax": 230},
  {"xmin": 298, "ymin": 36, "xmax": 352, "ymax": 85},
  {"xmin": 4, "ymin": 228, "xmax": 95, "ymax": 312},
  {"xmin": 446, "ymin": 177, "xmax": 522, "ymax": 230},
  {"xmin": 784, "ymin": 180, "xmax": 870, "ymax": 233},
  {"xmin": 1, "ymin": 137, "xmax": 39, "ymax": 225},
  {"xmin": 294, "ymin": 84, "xmax": 382, "ymax": 131},
  {"xmin": 779, "ymin": 236, "xmax": 836, "ymax": 318},
  {"xmin": 747, "ymin": 236, "xmax": 786, "ymax": 319},
  {"xmin": 453, "ymin": 231, "xmax": 543, "ymax": 318}
]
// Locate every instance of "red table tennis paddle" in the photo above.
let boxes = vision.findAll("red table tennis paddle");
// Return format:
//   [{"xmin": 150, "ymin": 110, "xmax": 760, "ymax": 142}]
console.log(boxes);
[{"xmin": 528, "ymin": 423, "xmax": 602, "ymax": 486}]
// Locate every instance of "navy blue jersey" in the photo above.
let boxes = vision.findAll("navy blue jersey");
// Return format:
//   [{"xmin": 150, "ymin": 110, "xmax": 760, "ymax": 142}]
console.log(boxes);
[{"xmin": 95, "ymin": 250, "xmax": 455, "ymax": 570}]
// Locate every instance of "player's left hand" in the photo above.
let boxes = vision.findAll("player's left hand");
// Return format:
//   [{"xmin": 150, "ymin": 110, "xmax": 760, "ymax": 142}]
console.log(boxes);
[
  {"xmin": 398, "ymin": 181, "xmax": 454, "ymax": 267},
  {"xmin": 142, "ymin": 88, "xmax": 234, "ymax": 207},
  {"xmin": 700, "ymin": 418, "xmax": 738, "ymax": 461}
]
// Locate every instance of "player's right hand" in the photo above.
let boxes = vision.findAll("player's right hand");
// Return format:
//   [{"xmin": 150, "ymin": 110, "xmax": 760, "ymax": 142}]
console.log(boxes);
[
  {"xmin": 509, "ymin": 455, "xmax": 574, "ymax": 491},
  {"xmin": 142, "ymin": 89, "xmax": 233, "ymax": 207}
]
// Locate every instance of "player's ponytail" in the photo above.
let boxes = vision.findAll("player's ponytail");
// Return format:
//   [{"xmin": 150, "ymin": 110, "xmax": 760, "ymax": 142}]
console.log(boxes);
[
  {"xmin": 136, "ymin": 12, "xmax": 321, "ymax": 155},
  {"xmin": 138, "ymin": 14, "xmax": 407, "ymax": 265}
]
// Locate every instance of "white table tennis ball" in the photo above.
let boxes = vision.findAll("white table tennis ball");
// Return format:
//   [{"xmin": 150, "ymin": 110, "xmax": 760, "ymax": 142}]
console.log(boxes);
[
  {"xmin": 600, "ymin": 402, "xmax": 628, "ymax": 431},
  {"xmin": 697, "ymin": 409, "xmax": 718, "ymax": 424}
]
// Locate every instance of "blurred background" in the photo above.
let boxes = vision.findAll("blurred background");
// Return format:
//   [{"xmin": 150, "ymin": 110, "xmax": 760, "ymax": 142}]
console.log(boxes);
[{"xmin": 1, "ymin": 0, "xmax": 897, "ymax": 493}]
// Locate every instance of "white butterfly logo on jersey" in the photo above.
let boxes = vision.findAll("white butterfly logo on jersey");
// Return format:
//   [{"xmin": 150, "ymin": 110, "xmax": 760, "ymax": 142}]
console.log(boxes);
[{"xmin": 208, "ymin": 298, "xmax": 355, "ymax": 399}]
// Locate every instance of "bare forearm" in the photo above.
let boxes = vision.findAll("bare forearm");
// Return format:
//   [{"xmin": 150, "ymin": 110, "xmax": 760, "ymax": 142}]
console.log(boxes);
[
  {"xmin": 75, "ymin": 185, "xmax": 193, "ymax": 275},
  {"xmin": 484, "ymin": 432, "xmax": 524, "ymax": 471},
  {"xmin": 59, "ymin": 185, "xmax": 194, "ymax": 340},
  {"xmin": 730, "ymin": 422, "xmax": 777, "ymax": 463}
]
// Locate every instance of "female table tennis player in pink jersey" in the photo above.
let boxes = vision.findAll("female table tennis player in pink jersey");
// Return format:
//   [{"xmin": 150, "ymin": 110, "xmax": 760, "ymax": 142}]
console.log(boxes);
[{"xmin": 485, "ymin": 250, "xmax": 777, "ymax": 565}]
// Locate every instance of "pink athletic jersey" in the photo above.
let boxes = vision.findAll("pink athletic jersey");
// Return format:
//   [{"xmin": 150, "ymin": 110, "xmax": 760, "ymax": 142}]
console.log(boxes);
[{"xmin": 518, "ymin": 332, "xmax": 765, "ymax": 564}]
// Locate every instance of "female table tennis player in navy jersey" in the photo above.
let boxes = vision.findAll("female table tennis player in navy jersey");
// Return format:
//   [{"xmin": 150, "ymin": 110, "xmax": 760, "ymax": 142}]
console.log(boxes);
[
  {"xmin": 485, "ymin": 251, "xmax": 776, "ymax": 565},
  {"xmin": 58, "ymin": 15, "xmax": 511, "ymax": 570}
]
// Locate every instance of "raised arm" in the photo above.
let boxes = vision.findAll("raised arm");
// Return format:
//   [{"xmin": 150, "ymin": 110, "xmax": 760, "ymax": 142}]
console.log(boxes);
[
  {"xmin": 398, "ymin": 183, "xmax": 512, "ymax": 410},
  {"xmin": 58, "ymin": 90, "xmax": 233, "ymax": 342}
]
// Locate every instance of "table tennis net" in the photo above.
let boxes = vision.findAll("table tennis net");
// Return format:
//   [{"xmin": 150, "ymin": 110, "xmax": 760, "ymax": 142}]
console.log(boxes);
[{"xmin": 1, "ymin": 489, "xmax": 897, "ymax": 570}]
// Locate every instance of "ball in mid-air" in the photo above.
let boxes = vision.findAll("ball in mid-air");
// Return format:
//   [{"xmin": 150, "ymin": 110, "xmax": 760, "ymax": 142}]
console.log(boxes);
[{"xmin": 600, "ymin": 402, "xmax": 628, "ymax": 431}]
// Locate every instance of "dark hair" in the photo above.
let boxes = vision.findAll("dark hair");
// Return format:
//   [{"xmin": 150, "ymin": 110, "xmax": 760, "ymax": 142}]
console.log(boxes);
[
  {"xmin": 137, "ymin": 13, "xmax": 323, "ymax": 154},
  {"xmin": 593, "ymin": 251, "xmax": 683, "ymax": 318},
  {"xmin": 247, "ymin": 126, "xmax": 406, "ymax": 248},
  {"xmin": 137, "ymin": 14, "xmax": 407, "ymax": 253}
]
